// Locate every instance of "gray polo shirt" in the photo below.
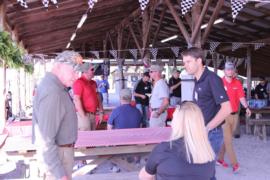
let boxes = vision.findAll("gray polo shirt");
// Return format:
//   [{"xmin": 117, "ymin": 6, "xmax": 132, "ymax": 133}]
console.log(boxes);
[
  {"xmin": 150, "ymin": 79, "xmax": 170, "ymax": 109},
  {"xmin": 32, "ymin": 72, "xmax": 78, "ymax": 178}
]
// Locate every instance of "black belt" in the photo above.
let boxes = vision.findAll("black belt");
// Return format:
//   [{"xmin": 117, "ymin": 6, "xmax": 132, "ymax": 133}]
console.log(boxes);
[
  {"xmin": 231, "ymin": 112, "xmax": 237, "ymax": 115},
  {"xmin": 151, "ymin": 108, "xmax": 166, "ymax": 114},
  {"xmin": 59, "ymin": 143, "xmax": 75, "ymax": 148}
]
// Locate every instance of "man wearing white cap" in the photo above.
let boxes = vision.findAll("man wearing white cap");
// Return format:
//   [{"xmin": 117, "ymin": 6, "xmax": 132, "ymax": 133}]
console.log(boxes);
[
  {"xmin": 149, "ymin": 65, "xmax": 170, "ymax": 127},
  {"xmin": 217, "ymin": 61, "xmax": 251, "ymax": 173}
]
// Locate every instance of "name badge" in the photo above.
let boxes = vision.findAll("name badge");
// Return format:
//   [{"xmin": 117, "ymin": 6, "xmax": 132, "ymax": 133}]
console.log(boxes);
[{"xmin": 194, "ymin": 92, "xmax": 198, "ymax": 101}]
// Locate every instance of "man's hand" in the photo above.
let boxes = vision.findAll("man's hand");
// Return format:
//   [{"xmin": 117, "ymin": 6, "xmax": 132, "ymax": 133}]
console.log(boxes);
[
  {"xmin": 151, "ymin": 111, "xmax": 160, "ymax": 118},
  {"xmin": 141, "ymin": 95, "xmax": 146, "ymax": 99},
  {"xmin": 98, "ymin": 112, "xmax": 104, "ymax": 124},
  {"xmin": 246, "ymin": 108, "xmax": 252, "ymax": 117}
]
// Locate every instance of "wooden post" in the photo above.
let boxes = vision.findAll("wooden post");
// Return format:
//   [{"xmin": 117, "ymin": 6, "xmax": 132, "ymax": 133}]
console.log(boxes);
[
  {"xmin": 117, "ymin": 27, "xmax": 125, "ymax": 89},
  {"xmin": 164, "ymin": 0, "xmax": 191, "ymax": 45},
  {"xmin": 246, "ymin": 46, "xmax": 252, "ymax": 99},
  {"xmin": 201, "ymin": 0, "xmax": 224, "ymax": 45},
  {"xmin": 212, "ymin": 53, "xmax": 218, "ymax": 74},
  {"xmin": 191, "ymin": 0, "xmax": 210, "ymax": 47}
]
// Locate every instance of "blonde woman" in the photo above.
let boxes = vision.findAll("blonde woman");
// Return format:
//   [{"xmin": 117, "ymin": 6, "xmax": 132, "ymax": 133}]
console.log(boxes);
[{"xmin": 139, "ymin": 102, "xmax": 215, "ymax": 180}]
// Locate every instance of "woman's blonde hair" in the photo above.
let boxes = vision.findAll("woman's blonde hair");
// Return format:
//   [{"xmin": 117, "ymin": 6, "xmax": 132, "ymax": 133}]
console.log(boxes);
[{"xmin": 170, "ymin": 102, "xmax": 215, "ymax": 164}]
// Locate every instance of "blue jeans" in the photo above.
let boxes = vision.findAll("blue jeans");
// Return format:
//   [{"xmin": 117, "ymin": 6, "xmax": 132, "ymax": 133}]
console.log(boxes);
[
  {"xmin": 136, "ymin": 104, "xmax": 149, "ymax": 127},
  {"xmin": 208, "ymin": 127, "xmax": 224, "ymax": 180}
]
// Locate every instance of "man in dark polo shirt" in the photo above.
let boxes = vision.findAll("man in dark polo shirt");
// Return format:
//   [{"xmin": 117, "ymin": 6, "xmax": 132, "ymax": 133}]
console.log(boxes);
[
  {"xmin": 32, "ymin": 51, "xmax": 82, "ymax": 180},
  {"xmin": 182, "ymin": 48, "xmax": 231, "ymax": 179},
  {"xmin": 182, "ymin": 47, "xmax": 231, "ymax": 179},
  {"xmin": 73, "ymin": 63, "xmax": 104, "ymax": 131},
  {"xmin": 169, "ymin": 68, "xmax": 181, "ymax": 106},
  {"xmin": 134, "ymin": 72, "xmax": 152, "ymax": 127}
]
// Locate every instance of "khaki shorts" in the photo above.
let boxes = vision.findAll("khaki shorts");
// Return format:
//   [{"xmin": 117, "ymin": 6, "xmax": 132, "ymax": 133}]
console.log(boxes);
[{"xmin": 77, "ymin": 112, "xmax": 96, "ymax": 131}]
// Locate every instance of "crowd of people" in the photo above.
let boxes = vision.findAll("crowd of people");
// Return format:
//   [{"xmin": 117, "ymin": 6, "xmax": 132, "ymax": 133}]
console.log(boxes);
[{"xmin": 32, "ymin": 47, "xmax": 255, "ymax": 180}]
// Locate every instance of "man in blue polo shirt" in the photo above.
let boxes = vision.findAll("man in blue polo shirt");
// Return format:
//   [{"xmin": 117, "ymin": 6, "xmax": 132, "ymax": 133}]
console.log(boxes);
[
  {"xmin": 182, "ymin": 47, "xmax": 231, "ymax": 179},
  {"xmin": 182, "ymin": 47, "xmax": 232, "ymax": 179},
  {"xmin": 107, "ymin": 88, "xmax": 142, "ymax": 129}
]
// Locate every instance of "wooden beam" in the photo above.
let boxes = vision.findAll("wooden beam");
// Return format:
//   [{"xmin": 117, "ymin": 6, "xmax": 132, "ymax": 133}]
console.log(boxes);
[
  {"xmin": 164, "ymin": 0, "xmax": 191, "ymax": 45},
  {"xmin": 128, "ymin": 24, "xmax": 142, "ymax": 54},
  {"xmin": 191, "ymin": 0, "xmax": 211, "ymax": 45},
  {"xmin": 201, "ymin": 0, "xmax": 224, "ymax": 45},
  {"xmin": 152, "ymin": 6, "xmax": 166, "ymax": 47}
]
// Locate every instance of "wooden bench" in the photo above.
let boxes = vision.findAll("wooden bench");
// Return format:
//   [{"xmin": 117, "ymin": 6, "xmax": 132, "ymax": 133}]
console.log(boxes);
[{"xmin": 246, "ymin": 118, "xmax": 270, "ymax": 141}]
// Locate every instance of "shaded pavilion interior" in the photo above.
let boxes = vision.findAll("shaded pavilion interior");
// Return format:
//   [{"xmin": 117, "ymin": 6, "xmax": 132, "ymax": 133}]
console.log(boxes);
[{"xmin": 2, "ymin": 0, "xmax": 270, "ymax": 78}]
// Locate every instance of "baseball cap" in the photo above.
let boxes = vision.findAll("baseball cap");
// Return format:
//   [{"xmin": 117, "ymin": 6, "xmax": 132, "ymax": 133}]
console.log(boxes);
[
  {"xmin": 75, "ymin": 63, "xmax": 93, "ymax": 73},
  {"xmin": 55, "ymin": 51, "xmax": 83, "ymax": 67},
  {"xmin": 143, "ymin": 72, "xmax": 150, "ymax": 77},
  {"xmin": 224, "ymin": 62, "xmax": 235, "ymax": 70},
  {"xmin": 150, "ymin": 64, "xmax": 163, "ymax": 72}
]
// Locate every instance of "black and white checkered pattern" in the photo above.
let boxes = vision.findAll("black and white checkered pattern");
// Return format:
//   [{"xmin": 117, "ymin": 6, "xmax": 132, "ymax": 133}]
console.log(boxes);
[
  {"xmin": 232, "ymin": 43, "xmax": 242, "ymax": 51},
  {"xmin": 17, "ymin": 0, "xmax": 28, "ymax": 8},
  {"xmin": 231, "ymin": 0, "xmax": 248, "ymax": 21},
  {"xmin": 209, "ymin": 41, "xmax": 220, "ymax": 54},
  {"xmin": 88, "ymin": 0, "xmax": 95, "ymax": 9},
  {"xmin": 90, "ymin": 51, "xmax": 100, "ymax": 59},
  {"xmin": 42, "ymin": 0, "xmax": 50, "ymax": 7},
  {"xmin": 254, "ymin": 43, "xmax": 265, "ymax": 50},
  {"xmin": 109, "ymin": 50, "xmax": 118, "ymax": 59},
  {"xmin": 171, "ymin": 47, "xmax": 180, "ymax": 58},
  {"xmin": 150, "ymin": 48, "xmax": 158, "ymax": 60},
  {"xmin": 129, "ymin": 49, "xmax": 138, "ymax": 60},
  {"xmin": 181, "ymin": 0, "xmax": 197, "ymax": 15},
  {"xmin": 139, "ymin": 0, "xmax": 150, "ymax": 11}
]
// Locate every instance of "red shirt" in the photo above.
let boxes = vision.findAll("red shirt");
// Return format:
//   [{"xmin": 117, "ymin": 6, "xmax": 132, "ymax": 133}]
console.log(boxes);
[
  {"xmin": 73, "ymin": 76, "xmax": 99, "ymax": 113},
  {"xmin": 222, "ymin": 77, "xmax": 245, "ymax": 112}
]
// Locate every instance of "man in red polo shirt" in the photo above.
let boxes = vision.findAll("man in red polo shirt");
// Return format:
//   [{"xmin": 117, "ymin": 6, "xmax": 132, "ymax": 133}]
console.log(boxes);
[
  {"xmin": 73, "ymin": 63, "xmax": 104, "ymax": 130},
  {"xmin": 217, "ymin": 62, "xmax": 251, "ymax": 173}
]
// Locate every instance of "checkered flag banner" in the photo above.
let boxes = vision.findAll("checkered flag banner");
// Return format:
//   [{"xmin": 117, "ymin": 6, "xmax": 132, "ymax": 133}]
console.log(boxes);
[
  {"xmin": 150, "ymin": 48, "xmax": 158, "ymax": 60},
  {"xmin": 181, "ymin": 0, "xmax": 197, "ymax": 15},
  {"xmin": 129, "ymin": 49, "xmax": 138, "ymax": 60},
  {"xmin": 109, "ymin": 50, "xmax": 118, "ymax": 59},
  {"xmin": 236, "ymin": 58, "xmax": 245, "ymax": 67},
  {"xmin": 17, "ymin": 0, "xmax": 28, "ymax": 8},
  {"xmin": 139, "ymin": 0, "xmax": 150, "ymax": 11},
  {"xmin": 231, "ymin": 0, "xmax": 249, "ymax": 22},
  {"xmin": 254, "ymin": 43, "xmax": 265, "ymax": 50},
  {"xmin": 232, "ymin": 43, "xmax": 243, "ymax": 51},
  {"xmin": 209, "ymin": 41, "xmax": 220, "ymax": 54},
  {"xmin": 88, "ymin": 0, "xmax": 97, "ymax": 10},
  {"xmin": 42, "ymin": 0, "xmax": 50, "ymax": 7},
  {"xmin": 171, "ymin": 47, "xmax": 180, "ymax": 58},
  {"xmin": 90, "ymin": 51, "xmax": 100, "ymax": 59}
]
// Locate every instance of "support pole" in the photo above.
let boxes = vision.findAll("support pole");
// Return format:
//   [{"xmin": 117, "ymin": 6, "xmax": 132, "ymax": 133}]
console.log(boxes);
[{"xmin": 246, "ymin": 46, "xmax": 252, "ymax": 99}]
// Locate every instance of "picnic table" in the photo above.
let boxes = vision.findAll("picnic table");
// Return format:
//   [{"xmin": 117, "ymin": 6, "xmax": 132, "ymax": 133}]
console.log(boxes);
[{"xmin": 246, "ymin": 107, "xmax": 270, "ymax": 141}]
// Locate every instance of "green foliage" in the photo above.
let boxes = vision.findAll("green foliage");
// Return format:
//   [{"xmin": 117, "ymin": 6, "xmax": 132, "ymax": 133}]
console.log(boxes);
[{"xmin": 0, "ymin": 31, "xmax": 34, "ymax": 74}]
